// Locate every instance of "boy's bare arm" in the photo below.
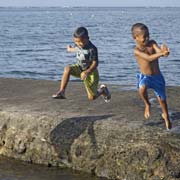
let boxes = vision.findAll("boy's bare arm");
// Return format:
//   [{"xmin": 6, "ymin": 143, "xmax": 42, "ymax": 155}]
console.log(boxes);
[
  {"xmin": 85, "ymin": 60, "xmax": 97, "ymax": 74},
  {"xmin": 160, "ymin": 44, "xmax": 170, "ymax": 57},
  {"xmin": 134, "ymin": 48, "xmax": 167, "ymax": 62},
  {"xmin": 152, "ymin": 42, "xmax": 162, "ymax": 53},
  {"xmin": 67, "ymin": 45, "xmax": 76, "ymax": 52},
  {"xmin": 80, "ymin": 61, "xmax": 97, "ymax": 80},
  {"xmin": 153, "ymin": 43, "xmax": 170, "ymax": 56}
]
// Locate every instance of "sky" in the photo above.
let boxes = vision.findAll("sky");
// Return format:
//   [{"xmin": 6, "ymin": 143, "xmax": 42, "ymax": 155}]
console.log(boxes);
[{"xmin": 0, "ymin": 0, "xmax": 180, "ymax": 7}]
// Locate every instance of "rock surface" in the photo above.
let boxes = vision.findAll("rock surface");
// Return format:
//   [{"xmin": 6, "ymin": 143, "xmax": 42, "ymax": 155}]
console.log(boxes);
[{"xmin": 0, "ymin": 78, "xmax": 180, "ymax": 180}]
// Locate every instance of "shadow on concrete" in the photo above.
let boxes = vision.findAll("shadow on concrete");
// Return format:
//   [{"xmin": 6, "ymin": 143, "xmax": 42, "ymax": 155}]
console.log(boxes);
[{"xmin": 50, "ymin": 114, "xmax": 113, "ymax": 162}]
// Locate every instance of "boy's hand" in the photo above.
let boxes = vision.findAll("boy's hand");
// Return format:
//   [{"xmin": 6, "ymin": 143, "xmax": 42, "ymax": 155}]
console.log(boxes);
[
  {"xmin": 80, "ymin": 71, "xmax": 89, "ymax": 80},
  {"xmin": 67, "ymin": 45, "xmax": 72, "ymax": 52},
  {"xmin": 161, "ymin": 44, "xmax": 170, "ymax": 57}
]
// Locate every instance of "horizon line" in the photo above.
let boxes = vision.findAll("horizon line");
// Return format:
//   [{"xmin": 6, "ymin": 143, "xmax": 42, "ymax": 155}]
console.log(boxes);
[{"xmin": 0, "ymin": 6, "xmax": 180, "ymax": 8}]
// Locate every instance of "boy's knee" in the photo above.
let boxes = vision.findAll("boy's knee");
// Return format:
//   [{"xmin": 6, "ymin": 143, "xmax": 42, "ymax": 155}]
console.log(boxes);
[
  {"xmin": 139, "ymin": 85, "xmax": 146, "ymax": 93},
  {"xmin": 157, "ymin": 96, "xmax": 166, "ymax": 103},
  {"xmin": 88, "ymin": 95, "xmax": 96, "ymax": 101},
  {"xmin": 64, "ymin": 66, "xmax": 71, "ymax": 74}
]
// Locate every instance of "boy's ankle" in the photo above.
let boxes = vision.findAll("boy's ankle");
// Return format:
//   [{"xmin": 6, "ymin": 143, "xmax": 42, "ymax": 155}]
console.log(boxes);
[{"xmin": 167, "ymin": 121, "xmax": 172, "ymax": 130}]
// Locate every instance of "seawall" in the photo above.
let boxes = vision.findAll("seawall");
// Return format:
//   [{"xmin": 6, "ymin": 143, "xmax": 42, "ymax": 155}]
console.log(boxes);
[{"xmin": 0, "ymin": 78, "xmax": 180, "ymax": 180}]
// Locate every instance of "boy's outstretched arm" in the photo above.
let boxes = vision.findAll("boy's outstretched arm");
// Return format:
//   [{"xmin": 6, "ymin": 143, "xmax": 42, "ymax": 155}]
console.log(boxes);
[
  {"xmin": 67, "ymin": 45, "xmax": 77, "ymax": 52},
  {"xmin": 134, "ymin": 48, "xmax": 168, "ymax": 62},
  {"xmin": 80, "ymin": 61, "xmax": 97, "ymax": 80}
]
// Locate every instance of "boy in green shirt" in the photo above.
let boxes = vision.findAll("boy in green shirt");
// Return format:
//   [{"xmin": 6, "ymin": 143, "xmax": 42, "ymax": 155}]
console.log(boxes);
[{"xmin": 52, "ymin": 26, "xmax": 111, "ymax": 102}]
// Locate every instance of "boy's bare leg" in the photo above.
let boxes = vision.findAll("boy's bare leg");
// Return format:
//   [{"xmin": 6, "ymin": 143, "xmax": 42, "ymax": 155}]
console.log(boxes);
[
  {"xmin": 157, "ymin": 97, "xmax": 172, "ymax": 130},
  {"xmin": 52, "ymin": 66, "xmax": 71, "ymax": 98},
  {"xmin": 138, "ymin": 85, "xmax": 151, "ymax": 119},
  {"xmin": 59, "ymin": 66, "xmax": 71, "ymax": 93}
]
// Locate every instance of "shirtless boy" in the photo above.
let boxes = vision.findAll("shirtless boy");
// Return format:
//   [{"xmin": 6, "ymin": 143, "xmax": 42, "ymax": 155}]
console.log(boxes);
[{"xmin": 131, "ymin": 23, "xmax": 172, "ymax": 130}]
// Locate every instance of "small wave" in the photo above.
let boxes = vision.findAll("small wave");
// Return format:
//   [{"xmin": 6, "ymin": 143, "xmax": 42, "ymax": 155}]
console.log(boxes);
[
  {"xmin": 170, "ymin": 59, "xmax": 180, "ymax": 62},
  {"xmin": 6, "ymin": 70, "xmax": 53, "ymax": 77},
  {"xmin": 16, "ymin": 48, "xmax": 53, "ymax": 53},
  {"xmin": 15, "ymin": 49, "xmax": 34, "ymax": 53}
]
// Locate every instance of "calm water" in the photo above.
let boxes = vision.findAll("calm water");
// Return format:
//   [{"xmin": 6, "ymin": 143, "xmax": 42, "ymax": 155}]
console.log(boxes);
[
  {"xmin": 0, "ymin": 7, "xmax": 180, "ymax": 86},
  {"xmin": 0, "ymin": 7, "xmax": 180, "ymax": 180},
  {"xmin": 0, "ymin": 156, "xmax": 106, "ymax": 180}
]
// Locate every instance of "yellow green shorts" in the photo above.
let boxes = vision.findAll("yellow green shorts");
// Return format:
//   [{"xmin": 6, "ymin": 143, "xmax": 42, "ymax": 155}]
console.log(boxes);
[{"xmin": 70, "ymin": 64, "xmax": 99, "ymax": 97}]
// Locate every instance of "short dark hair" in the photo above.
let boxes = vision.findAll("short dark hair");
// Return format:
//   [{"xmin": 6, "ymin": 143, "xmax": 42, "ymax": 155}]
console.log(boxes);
[
  {"xmin": 131, "ymin": 23, "xmax": 149, "ymax": 38},
  {"xmin": 74, "ymin": 26, "xmax": 89, "ymax": 39}
]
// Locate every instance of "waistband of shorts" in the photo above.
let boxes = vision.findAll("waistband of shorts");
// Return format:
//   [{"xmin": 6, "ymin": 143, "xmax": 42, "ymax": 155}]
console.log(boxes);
[
  {"xmin": 78, "ymin": 65, "xmax": 91, "ymax": 72},
  {"xmin": 137, "ymin": 72, "xmax": 162, "ymax": 77}
]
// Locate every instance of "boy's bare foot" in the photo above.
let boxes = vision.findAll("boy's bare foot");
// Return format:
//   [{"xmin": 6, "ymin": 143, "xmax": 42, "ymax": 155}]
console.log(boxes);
[
  {"xmin": 144, "ymin": 105, "xmax": 150, "ymax": 119},
  {"xmin": 161, "ymin": 113, "xmax": 172, "ymax": 130}
]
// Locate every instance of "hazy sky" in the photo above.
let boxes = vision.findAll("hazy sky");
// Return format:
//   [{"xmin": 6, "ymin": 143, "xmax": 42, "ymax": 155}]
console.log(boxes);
[{"xmin": 0, "ymin": 0, "xmax": 180, "ymax": 7}]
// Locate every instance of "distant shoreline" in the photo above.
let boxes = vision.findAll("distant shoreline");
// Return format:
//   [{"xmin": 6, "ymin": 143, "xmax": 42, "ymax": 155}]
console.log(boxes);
[{"xmin": 0, "ymin": 6, "xmax": 180, "ymax": 8}]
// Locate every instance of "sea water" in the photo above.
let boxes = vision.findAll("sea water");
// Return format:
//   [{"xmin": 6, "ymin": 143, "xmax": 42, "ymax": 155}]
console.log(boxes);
[
  {"xmin": 0, "ymin": 7, "xmax": 180, "ymax": 86},
  {"xmin": 0, "ymin": 7, "xmax": 180, "ymax": 180},
  {"xmin": 0, "ymin": 156, "xmax": 106, "ymax": 180}
]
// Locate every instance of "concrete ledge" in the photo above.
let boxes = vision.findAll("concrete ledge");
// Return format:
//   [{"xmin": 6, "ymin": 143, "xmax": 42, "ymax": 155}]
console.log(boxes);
[{"xmin": 0, "ymin": 78, "xmax": 180, "ymax": 179}]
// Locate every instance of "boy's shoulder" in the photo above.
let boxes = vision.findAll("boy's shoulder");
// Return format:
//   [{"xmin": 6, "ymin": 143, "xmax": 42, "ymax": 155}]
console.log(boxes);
[
  {"xmin": 86, "ymin": 41, "xmax": 97, "ymax": 51},
  {"xmin": 148, "ymin": 39, "xmax": 157, "ymax": 46}
]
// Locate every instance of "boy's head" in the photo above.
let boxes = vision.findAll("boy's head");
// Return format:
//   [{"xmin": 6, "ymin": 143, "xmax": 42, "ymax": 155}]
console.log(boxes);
[
  {"xmin": 73, "ymin": 27, "xmax": 89, "ymax": 48},
  {"xmin": 131, "ymin": 23, "xmax": 149, "ymax": 45}
]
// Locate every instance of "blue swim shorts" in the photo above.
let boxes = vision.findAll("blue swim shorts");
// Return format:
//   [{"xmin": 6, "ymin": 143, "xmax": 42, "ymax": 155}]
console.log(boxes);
[{"xmin": 136, "ymin": 73, "xmax": 166, "ymax": 100}]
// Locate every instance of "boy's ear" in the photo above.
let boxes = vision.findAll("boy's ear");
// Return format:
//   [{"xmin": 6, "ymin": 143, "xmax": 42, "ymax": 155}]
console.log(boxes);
[{"xmin": 132, "ymin": 34, "xmax": 136, "ymax": 39}]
